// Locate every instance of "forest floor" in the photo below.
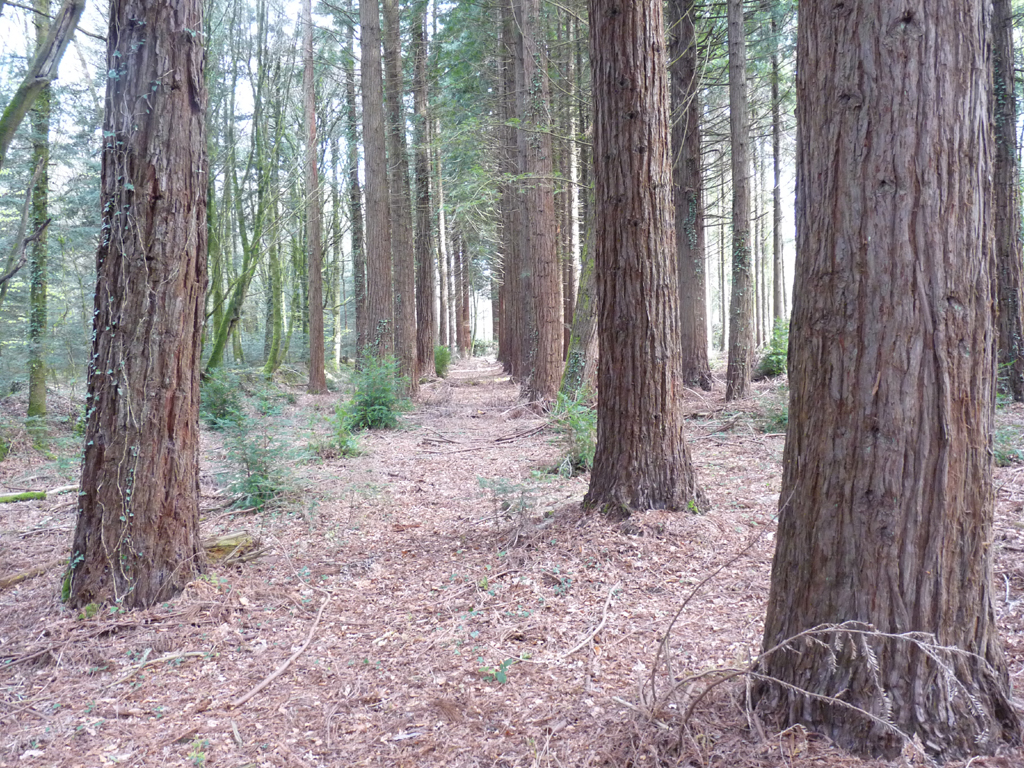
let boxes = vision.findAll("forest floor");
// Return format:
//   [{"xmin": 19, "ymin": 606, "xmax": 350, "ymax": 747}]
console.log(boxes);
[{"xmin": 1, "ymin": 357, "xmax": 1024, "ymax": 768}]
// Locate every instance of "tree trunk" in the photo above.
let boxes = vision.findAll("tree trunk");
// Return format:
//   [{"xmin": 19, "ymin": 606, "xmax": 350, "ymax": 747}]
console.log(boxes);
[
  {"xmin": 27, "ymin": 0, "xmax": 51, "ymax": 430},
  {"xmin": 360, "ymin": 0, "xmax": 393, "ymax": 360},
  {"xmin": 517, "ymin": 0, "xmax": 562, "ymax": 400},
  {"xmin": 436, "ymin": 142, "xmax": 449, "ymax": 349},
  {"xmin": 584, "ymin": 0, "xmax": 707, "ymax": 518},
  {"xmin": 993, "ymin": 0, "xmax": 1024, "ymax": 401},
  {"xmin": 725, "ymin": 0, "xmax": 753, "ymax": 401},
  {"xmin": 303, "ymin": 0, "xmax": 326, "ymax": 393},
  {"xmin": 669, "ymin": 0, "xmax": 711, "ymax": 391},
  {"xmin": 345, "ymin": 2, "xmax": 365, "ymax": 357},
  {"xmin": 771, "ymin": 11, "xmax": 784, "ymax": 324},
  {"xmin": 70, "ymin": 0, "xmax": 207, "ymax": 609},
  {"xmin": 413, "ymin": 11, "xmax": 435, "ymax": 378},
  {"xmin": 0, "ymin": 0, "xmax": 83, "ymax": 171},
  {"xmin": 560, "ymin": 195, "xmax": 598, "ymax": 398},
  {"xmin": 758, "ymin": 1, "xmax": 1019, "ymax": 759},
  {"xmin": 383, "ymin": 0, "xmax": 418, "ymax": 391}
]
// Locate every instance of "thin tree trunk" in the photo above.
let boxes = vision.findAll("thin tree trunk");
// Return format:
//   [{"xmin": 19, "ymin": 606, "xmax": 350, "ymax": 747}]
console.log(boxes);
[
  {"xmin": 436, "ymin": 141, "xmax": 449, "ymax": 349},
  {"xmin": 725, "ymin": 0, "xmax": 753, "ymax": 400},
  {"xmin": 771, "ymin": 11, "xmax": 784, "ymax": 324},
  {"xmin": 303, "ymin": 0, "xmax": 326, "ymax": 393},
  {"xmin": 413, "ymin": 11, "xmax": 435, "ymax": 378},
  {"xmin": 26, "ymin": 0, "xmax": 51, "ymax": 429},
  {"xmin": 345, "ymin": 2, "xmax": 365, "ymax": 357}
]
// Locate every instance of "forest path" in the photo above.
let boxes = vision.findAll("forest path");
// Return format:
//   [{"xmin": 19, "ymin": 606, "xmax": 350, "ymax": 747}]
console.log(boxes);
[{"xmin": 1, "ymin": 368, "xmax": 1022, "ymax": 767}]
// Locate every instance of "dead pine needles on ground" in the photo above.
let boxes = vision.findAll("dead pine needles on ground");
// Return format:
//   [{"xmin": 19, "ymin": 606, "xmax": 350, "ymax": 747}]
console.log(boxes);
[{"xmin": 1, "ymin": 359, "xmax": 1024, "ymax": 767}]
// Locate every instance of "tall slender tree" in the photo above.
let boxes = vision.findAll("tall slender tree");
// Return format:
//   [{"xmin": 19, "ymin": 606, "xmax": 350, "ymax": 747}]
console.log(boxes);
[
  {"xmin": 69, "ymin": 0, "xmax": 207, "ymax": 609},
  {"xmin": 517, "ymin": 0, "xmax": 562, "ymax": 399},
  {"xmin": 383, "ymin": 0, "xmax": 418, "ymax": 390},
  {"xmin": 27, "ymin": 0, "xmax": 51, "ymax": 431},
  {"xmin": 360, "ymin": 0, "xmax": 394, "ymax": 359},
  {"xmin": 725, "ymin": 0, "xmax": 753, "ymax": 401},
  {"xmin": 759, "ymin": 0, "xmax": 1019, "ymax": 758},
  {"xmin": 669, "ymin": 0, "xmax": 711, "ymax": 391},
  {"xmin": 993, "ymin": 0, "xmax": 1024, "ymax": 400},
  {"xmin": 413, "ymin": 10, "xmax": 436, "ymax": 377},
  {"xmin": 584, "ymin": 0, "xmax": 706, "ymax": 517},
  {"xmin": 303, "ymin": 0, "xmax": 327, "ymax": 393}
]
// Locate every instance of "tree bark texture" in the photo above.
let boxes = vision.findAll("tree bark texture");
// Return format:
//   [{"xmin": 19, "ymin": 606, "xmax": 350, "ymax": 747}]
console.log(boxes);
[
  {"xmin": 27, "ymin": 0, "xmax": 51, "ymax": 426},
  {"xmin": 345, "ymin": 6, "xmax": 365, "ymax": 357},
  {"xmin": 413, "ymin": 13, "xmax": 435, "ymax": 378},
  {"xmin": 70, "ymin": 0, "xmax": 207, "ymax": 609},
  {"xmin": 759, "ymin": 1, "xmax": 1019, "ymax": 759},
  {"xmin": 993, "ymin": 0, "xmax": 1024, "ymax": 400},
  {"xmin": 303, "ymin": 0, "xmax": 326, "ymax": 393},
  {"xmin": 360, "ymin": 0, "xmax": 393, "ymax": 360},
  {"xmin": 517, "ymin": 0, "xmax": 562, "ymax": 399},
  {"xmin": 668, "ymin": 0, "xmax": 711, "ymax": 392},
  {"xmin": 383, "ymin": 0, "xmax": 418, "ymax": 390},
  {"xmin": 725, "ymin": 0, "xmax": 752, "ymax": 401},
  {"xmin": 584, "ymin": 0, "xmax": 706, "ymax": 517}
]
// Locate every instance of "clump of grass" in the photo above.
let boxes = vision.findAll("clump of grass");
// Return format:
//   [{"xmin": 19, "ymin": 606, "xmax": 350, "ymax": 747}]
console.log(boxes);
[
  {"xmin": 341, "ymin": 355, "xmax": 409, "ymax": 431},
  {"xmin": 434, "ymin": 345, "xmax": 452, "ymax": 378},
  {"xmin": 550, "ymin": 388, "xmax": 596, "ymax": 477},
  {"xmin": 755, "ymin": 320, "xmax": 789, "ymax": 380}
]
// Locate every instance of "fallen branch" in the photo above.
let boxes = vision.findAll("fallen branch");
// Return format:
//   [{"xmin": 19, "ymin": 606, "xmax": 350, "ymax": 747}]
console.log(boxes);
[
  {"xmin": 563, "ymin": 581, "xmax": 621, "ymax": 658},
  {"xmin": 0, "ymin": 491, "xmax": 46, "ymax": 504},
  {"xmin": 228, "ymin": 596, "xmax": 330, "ymax": 709},
  {"xmin": 0, "ymin": 559, "xmax": 61, "ymax": 590}
]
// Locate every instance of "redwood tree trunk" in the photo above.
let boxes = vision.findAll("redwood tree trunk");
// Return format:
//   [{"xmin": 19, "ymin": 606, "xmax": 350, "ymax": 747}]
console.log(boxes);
[
  {"xmin": 724, "ymin": 0, "xmax": 752, "ymax": 401},
  {"xmin": 584, "ymin": 0, "xmax": 706, "ymax": 517},
  {"xmin": 517, "ymin": 0, "xmax": 562, "ymax": 400},
  {"xmin": 70, "ymin": 0, "xmax": 207, "ymax": 609},
  {"xmin": 303, "ymin": 0, "xmax": 326, "ymax": 393},
  {"xmin": 383, "ymin": 0, "xmax": 417, "ymax": 391},
  {"xmin": 345, "ymin": 3, "xmax": 365, "ymax": 356},
  {"xmin": 413, "ymin": 12, "xmax": 435, "ymax": 378},
  {"xmin": 993, "ymin": 0, "xmax": 1024, "ymax": 401},
  {"xmin": 669, "ymin": 0, "xmax": 711, "ymax": 391},
  {"xmin": 360, "ymin": 0, "xmax": 393, "ymax": 359},
  {"xmin": 759, "ymin": 1, "xmax": 1019, "ymax": 759}
]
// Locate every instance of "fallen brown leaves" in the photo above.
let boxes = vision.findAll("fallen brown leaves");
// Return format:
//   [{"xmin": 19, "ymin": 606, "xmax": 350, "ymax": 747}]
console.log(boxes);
[{"xmin": 0, "ymin": 360, "xmax": 1021, "ymax": 767}]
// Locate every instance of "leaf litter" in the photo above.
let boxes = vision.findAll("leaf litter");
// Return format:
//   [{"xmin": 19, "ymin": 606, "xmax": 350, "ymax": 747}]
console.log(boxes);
[{"xmin": 0, "ymin": 358, "xmax": 1022, "ymax": 767}]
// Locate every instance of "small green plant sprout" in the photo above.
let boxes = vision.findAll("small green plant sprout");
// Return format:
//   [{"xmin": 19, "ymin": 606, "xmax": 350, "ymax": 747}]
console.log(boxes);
[
  {"xmin": 310, "ymin": 405, "xmax": 361, "ymax": 459},
  {"xmin": 341, "ymin": 354, "xmax": 410, "ymax": 430},
  {"xmin": 550, "ymin": 388, "xmax": 596, "ymax": 476},
  {"xmin": 224, "ymin": 416, "xmax": 299, "ymax": 510},
  {"xmin": 187, "ymin": 738, "xmax": 210, "ymax": 766},
  {"xmin": 479, "ymin": 657, "xmax": 517, "ymax": 684},
  {"xmin": 755, "ymin": 319, "xmax": 789, "ymax": 380},
  {"xmin": 434, "ymin": 345, "xmax": 452, "ymax": 378},
  {"xmin": 200, "ymin": 369, "xmax": 244, "ymax": 429}
]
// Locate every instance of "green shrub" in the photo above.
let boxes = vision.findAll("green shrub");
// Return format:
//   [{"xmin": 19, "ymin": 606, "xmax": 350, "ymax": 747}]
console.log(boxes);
[
  {"xmin": 223, "ymin": 416, "xmax": 297, "ymax": 510},
  {"xmin": 342, "ymin": 355, "xmax": 409, "ymax": 431},
  {"xmin": 201, "ymin": 369, "xmax": 244, "ymax": 429},
  {"xmin": 473, "ymin": 340, "xmax": 494, "ymax": 357},
  {"xmin": 311, "ymin": 405, "xmax": 362, "ymax": 459},
  {"xmin": 551, "ymin": 388, "xmax": 596, "ymax": 476},
  {"xmin": 995, "ymin": 426, "xmax": 1024, "ymax": 467},
  {"xmin": 434, "ymin": 345, "xmax": 452, "ymax": 378},
  {"xmin": 756, "ymin": 320, "xmax": 789, "ymax": 380}
]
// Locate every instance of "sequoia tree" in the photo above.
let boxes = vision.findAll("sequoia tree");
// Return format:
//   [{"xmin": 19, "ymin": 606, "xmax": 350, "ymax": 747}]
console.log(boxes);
[
  {"xmin": 68, "ymin": 0, "xmax": 207, "ymax": 608},
  {"xmin": 583, "ymin": 0, "xmax": 706, "ymax": 516},
  {"xmin": 758, "ymin": 1, "xmax": 1019, "ymax": 758},
  {"xmin": 361, "ymin": 0, "xmax": 394, "ymax": 358},
  {"xmin": 668, "ymin": 0, "xmax": 711, "ymax": 391},
  {"xmin": 993, "ymin": 0, "xmax": 1024, "ymax": 400}
]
